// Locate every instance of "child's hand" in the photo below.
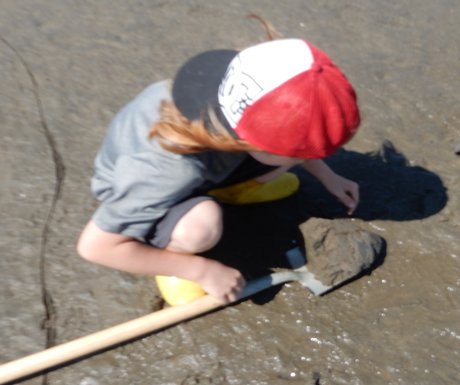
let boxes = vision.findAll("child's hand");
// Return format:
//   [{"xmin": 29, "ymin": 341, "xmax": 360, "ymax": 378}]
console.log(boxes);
[
  {"xmin": 196, "ymin": 259, "xmax": 246, "ymax": 303},
  {"xmin": 301, "ymin": 159, "xmax": 359, "ymax": 215},
  {"xmin": 323, "ymin": 173, "xmax": 360, "ymax": 215}
]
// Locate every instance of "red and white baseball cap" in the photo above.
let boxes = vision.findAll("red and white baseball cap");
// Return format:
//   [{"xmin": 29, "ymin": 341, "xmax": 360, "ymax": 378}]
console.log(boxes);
[
  {"xmin": 218, "ymin": 39, "xmax": 360, "ymax": 158},
  {"xmin": 173, "ymin": 39, "xmax": 360, "ymax": 159}
]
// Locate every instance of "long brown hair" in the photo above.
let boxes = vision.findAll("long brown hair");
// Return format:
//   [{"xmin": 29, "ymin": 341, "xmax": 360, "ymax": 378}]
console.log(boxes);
[
  {"xmin": 149, "ymin": 15, "xmax": 277, "ymax": 155},
  {"xmin": 149, "ymin": 101, "xmax": 259, "ymax": 154}
]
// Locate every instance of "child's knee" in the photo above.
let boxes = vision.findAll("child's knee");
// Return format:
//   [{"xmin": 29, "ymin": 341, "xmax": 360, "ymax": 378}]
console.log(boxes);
[{"xmin": 169, "ymin": 200, "xmax": 223, "ymax": 253}]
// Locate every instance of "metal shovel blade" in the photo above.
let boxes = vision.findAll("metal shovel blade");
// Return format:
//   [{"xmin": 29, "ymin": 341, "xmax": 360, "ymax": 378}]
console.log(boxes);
[{"xmin": 239, "ymin": 247, "xmax": 333, "ymax": 299}]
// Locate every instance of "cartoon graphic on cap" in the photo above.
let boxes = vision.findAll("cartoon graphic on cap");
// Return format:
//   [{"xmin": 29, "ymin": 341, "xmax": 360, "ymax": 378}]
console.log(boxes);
[
  {"xmin": 218, "ymin": 39, "xmax": 314, "ymax": 130},
  {"xmin": 218, "ymin": 57, "xmax": 264, "ymax": 127}
]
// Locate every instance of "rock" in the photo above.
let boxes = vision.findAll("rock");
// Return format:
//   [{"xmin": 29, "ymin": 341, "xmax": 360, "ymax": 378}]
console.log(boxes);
[{"xmin": 299, "ymin": 218, "xmax": 384, "ymax": 287}]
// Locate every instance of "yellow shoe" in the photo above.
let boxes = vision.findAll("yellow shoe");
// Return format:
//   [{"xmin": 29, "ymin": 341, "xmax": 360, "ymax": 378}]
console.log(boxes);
[
  {"xmin": 208, "ymin": 172, "xmax": 300, "ymax": 205},
  {"xmin": 155, "ymin": 276, "xmax": 206, "ymax": 306}
]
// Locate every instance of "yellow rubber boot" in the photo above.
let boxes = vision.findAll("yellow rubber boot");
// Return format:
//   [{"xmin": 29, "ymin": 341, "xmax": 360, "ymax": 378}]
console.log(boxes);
[
  {"xmin": 155, "ymin": 276, "xmax": 206, "ymax": 306},
  {"xmin": 208, "ymin": 172, "xmax": 300, "ymax": 205}
]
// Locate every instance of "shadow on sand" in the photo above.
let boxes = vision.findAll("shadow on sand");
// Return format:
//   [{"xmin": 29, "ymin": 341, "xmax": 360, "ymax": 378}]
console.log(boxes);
[{"xmin": 206, "ymin": 140, "xmax": 448, "ymax": 295}]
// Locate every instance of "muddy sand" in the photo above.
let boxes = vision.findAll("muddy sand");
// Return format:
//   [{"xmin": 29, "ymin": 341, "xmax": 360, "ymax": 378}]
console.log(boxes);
[{"xmin": 1, "ymin": 1, "xmax": 459, "ymax": 384}]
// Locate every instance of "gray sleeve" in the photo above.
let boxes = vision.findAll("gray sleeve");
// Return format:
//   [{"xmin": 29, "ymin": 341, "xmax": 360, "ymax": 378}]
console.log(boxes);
[{"xmin": 91, "ymin": 151, "xmax": 203, "ymax": 238}]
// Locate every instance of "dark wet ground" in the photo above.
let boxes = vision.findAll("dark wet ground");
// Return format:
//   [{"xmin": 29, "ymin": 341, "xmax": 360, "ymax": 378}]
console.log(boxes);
[{"xmin": 1, "ymin": 1, "xmax": 459, "ymax": 384}]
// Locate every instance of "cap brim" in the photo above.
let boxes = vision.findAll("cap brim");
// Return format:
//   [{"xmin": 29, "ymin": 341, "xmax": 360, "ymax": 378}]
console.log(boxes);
[{"xmin": 172, "ymin": 49, "xmax": 238, "ymax": 121}]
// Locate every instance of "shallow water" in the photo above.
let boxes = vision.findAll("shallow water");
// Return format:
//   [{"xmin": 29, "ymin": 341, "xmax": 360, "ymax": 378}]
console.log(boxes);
[{"xmin": 0, "ymin": 1, "xmax": 459, "ymax": 384}]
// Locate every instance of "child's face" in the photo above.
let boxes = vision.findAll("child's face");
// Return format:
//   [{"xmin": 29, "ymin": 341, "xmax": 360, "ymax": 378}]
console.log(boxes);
[{"xmin": 248, "ymin": 151, "xmax": 304, "ymax": 167}]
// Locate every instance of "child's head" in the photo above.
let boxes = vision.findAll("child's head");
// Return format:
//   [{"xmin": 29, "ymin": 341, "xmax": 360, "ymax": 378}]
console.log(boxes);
[
  {"xmin": 156, "ymin": 38, "xmax": 360, "ymax": 158},
  {"xmin": 217, "ymin": 39, "xmax": 360, "ymax": 159}
]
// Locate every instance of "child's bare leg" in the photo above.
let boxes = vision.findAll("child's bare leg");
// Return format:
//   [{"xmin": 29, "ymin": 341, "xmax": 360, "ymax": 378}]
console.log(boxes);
[
  {"xmin": 156, "ymin": 199, "xmax": 225, "ymax": 305},
  {"xmin": 166, "ymin": 199, "xmax": 223, "ymax": 254}
]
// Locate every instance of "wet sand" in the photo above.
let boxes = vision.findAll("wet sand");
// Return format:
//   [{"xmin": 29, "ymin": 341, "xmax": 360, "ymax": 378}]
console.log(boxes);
[{"xmin": 1, "ymin": 1, "xmax": 459, "ymax": 384}]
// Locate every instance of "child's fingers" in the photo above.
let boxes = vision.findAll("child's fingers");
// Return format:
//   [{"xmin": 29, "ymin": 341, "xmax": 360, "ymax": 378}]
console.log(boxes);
[
  {"xmin": 208, "ymin": 267, "xmax": 246, "ymax": 303},
  {"xmin": 226, "ymin": 276, "xmax": 246, "ymax": 302},
  {"xmin": 349, "ymin": 183, "xmax": 360, "ymax": 204},
  {"xmin": 344, "ymin": 196, "xmax": 357, "ymax": 215},
  {"xmin": 339, "ymin": 186, "xmax": 359, "ymax": 215}
]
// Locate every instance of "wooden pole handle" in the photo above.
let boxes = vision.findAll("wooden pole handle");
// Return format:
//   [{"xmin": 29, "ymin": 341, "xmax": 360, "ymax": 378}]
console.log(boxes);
[
  {"xmin": 0, "ymin": 270, "xmax": 292, "ymax": 384},
  {"xmin": 0, "ymin": 295, "xmax": 225, "ymax": 384}
]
